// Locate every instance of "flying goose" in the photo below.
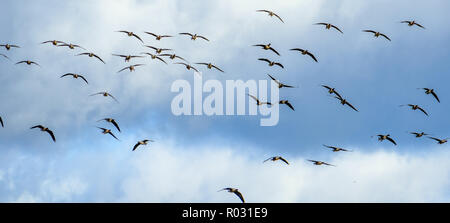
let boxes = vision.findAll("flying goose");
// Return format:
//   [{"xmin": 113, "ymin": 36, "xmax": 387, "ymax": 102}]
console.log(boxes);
[
  {"xmin": 60, "ymin": 73, "xmax": 89, "ymax": 84},
  {"xmin": 41, "ymin": 40, "xmax": 66, "ymax": 46},
  {"xmin": 248, "ymin": 94, "xmax": 271, "ymax": 106},
  {"xmin": 428, "ymin": 137, "xmax": 448, "ymax": 144},
  {"xmin": 117, "ymin": 31, "xmax": 144, "ymax": 43},
  {"xmin": 77, "ymin": 52, "xmax": 105, "ymax": 64},
  {"xmin": 133, "ymin": 139, "xmax": 154, "ymax": 151},
  {"xmin": 174, "ymin": 62, "xmax": 199, "ymax": 72},
  {"xmin": 334, "ymin": 96, "xmax": 358, "ymax": 112},
  {"xmin": 179, "ymin": 33, "xmax": 209, "ymax": 41},
  {"xmin": 97, "ymin": 127, "xmax": 119, "ymax": 140},
  {"xmin": 141, "ymin": 53, "xmax": 167, "ymax": 64},
  {"xmin": 376, "ymin": 134, "xmax": 397, "ymax": 145},
  {"xmin": 419, "ymin": 88, "xmax": 440, "ymax": 103},
  {"xmin": 256, "ymin": 10, "xmax": 284, "ymax": 23},
  {"xmin": 253, "ymin": 43, "xmax": 280, "ymax": 56},
  {"xmin": 268, "ymin": 74, "xmax": 294, "ymax": 88},
  {"xmin": 218, "ymin": 188, "xmax": 245, "ymax": 203},
  {"xmin": 16, "ymin": 60, "xmax": 40, "ymax": 67},
  {"xmin": 363, "ymin": 30, "xmax": 391, "ymax": 41},
  {"xmin": 195, "ymin": 63, "xmax": 224, "ymax": 72},
  {"xmin": 97, "ymin": 118, "xmax": 121, "ymax": 132},
  {"xmin": 0, "ymin": 44, "xmax": 20, "ymax": 50},
  {"xmin": 323, "ymin": 145, "xmax": 352, "ymax": 152},
  {"xmin": 30, "ymin": 125, "xmax": 56, "ymax": 142},
  {"xmin": 117, "ymin": 64, "xmax": 145, "ymax": 73},
  {"xmin": 279, "ymin": 100, "xmax": 294, "ymax": 111},
  {"xmin": 112, "ymin": 54, "xmax": 144, "ymax": 62},
  {"xmin": 258, "ymin": 58, "xmax": 284, "ymax": 68},
  {"xmin": 159, "ymin": 53, "xmax": 188, "ymax": 62},
  {"xmin": 90, "ymin": 92, "xmax": 119, "ymax": 103},
  {"xmin": 58, "ymin": 43, "xmax": 86, "ymax": 50},
  {"xmin": 314, "ymin": 23, "xmax": 343, "ymax": 34},
  {"xmin": 290, "ymin": 48, "xmax": 318, "ymax": 62},
  {"xmin": 307, "ymin": 160, "xmax": 335, "ymax": 167},
  {"xmin": 264, "ymin": 156, "xmax": 289, "ymax": 165},
  {"xmin": 144, "ymin": 32, "xmax": 173, "ymax": 40},
  {"xmin": 321, "ymin": 85, "xmax": 342, "ymax": 99},
  {"xmin": 400, "ymin": 104, "xmax": 429, "ymax": 116},
  {"xmin": 401, "ymin": 20, "xmax": 425, "ymax": 29},
  {"xmin": 144, "ymin": 45, "xmax": 172, "ymax": 54},
  {"xmin": 410, "ymin": 132, "xmax": 428, "ymax": 138}
]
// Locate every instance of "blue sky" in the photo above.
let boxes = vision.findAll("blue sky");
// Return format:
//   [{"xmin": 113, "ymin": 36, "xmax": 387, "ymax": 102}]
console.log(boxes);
[{"xmin": 0, "ymin": 0, "xmax": 449, "ymax": 202}]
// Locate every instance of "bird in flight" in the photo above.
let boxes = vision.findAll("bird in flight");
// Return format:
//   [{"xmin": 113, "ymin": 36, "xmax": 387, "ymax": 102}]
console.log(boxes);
[
  {"xmin": 117, "ymin": 30, "xmax": 144, "ymax": 43},
  {"xmin": 133, "ymin": 139, "xmax": 154, "ymax": 151},
  {"xmin": 218, "ymin": 188, "xmax": 245, "ymax": 203},
  {"xmin": 321, "ymin": 85, "xmax": 342, "ymax": 99},
  {"xmin": 363, "ymin": 30, "xmax": 391, "ymax": 41},
  {"xmin": 112, "ymin": 54, "xmax": 144, "ymax": 63},
  {"xmin": 428, "ymin": 137, "xmax": 448, "ymax": 144},
  {"xmin": 268, "ymin": 74, "xmax": 294, "ymax": 88},
  {"xmin": 410, "ymin": 132, "xmax": 428, "ymax": 138},
  {"xmin": 279, "ymin": 100, "xmax": 295, "ymax": 111},
  {"xmin": 0, "ymin": 44, "xmax": 20, "ymax": 50},
  {"xmin": 253, "ymin": 43, "xmax": 280, "ymax": 56},
  {"xmin": 41, "ymin": 40, "xmax": 66, "ymax": 46},
  {"xmin": 376, "ymin": 134, "xmax": 397, "ymax": 145},
  {"xmin": 117, "ymin": 64, "xmax": 145, "ymax": 73},
  {"xmin": 401, "ymin": 20, "xmax": 425, "ymax": 29},
  {"xmin": 307, "ymin": 160, "xmax": 335, "ymax": 167},
  {"xmin": 159, "ymin": 53, "xmax": 188, "ymax": 63},
  {"xmin": 30, "ymin": 125, "xmax": 56, "ymax": 142},
  {"xmin": 77, "ymin": 52, "xmax": 105, "ymax": 64},
  {"xmin": 97, "ymin": 118, "xmax": 121, "ymax": 132},
  {"xmin": 256, "ymin": 10, "xmax": 284, "ymax": 23},
  {"xmin": 174, "ymin": 62, "xmax": 199, "ymax": 72},
  {"xmin": 400, "ymin": 104, "xmax": 429, "ymax": 116},
  {"xmin": 264, "ymin": 156, "xmax": 289, "ymax": 165},
  {"xmin": 258, "ymin": 58, "xmax": 284, "ymax": 68},
  {"xmin": 60, "ymin": 73, "xmax": 89, "ymax": 84},
  {"xmin": 248, "ymin": 94, "xmax": 271, "ymax": 106},
  {"xmin": 290, "ymin": 48, "xmax": 318, "ymax": 62},
  {"xmin": 141, "ymin": 53, "xmax": 167, "ymax": 64},
  {"xmin": 144, "ymin": 32, "xmax": 173, "ymax": 40},
  {"xmin": 419, "ymin": 88, "xmax": 440, "ymax": 103},
  {"xmin": 144, "ymin": 45, "xmax": 172, "ymax": 54},
  {"xmin": 195, "ymin": 63, "xmax": 224, "ymax": 73},
  {"xmin": 179, "ymin": 33, "xmax": 209, "ymax": 41},
  {"xmin": 0, "ymin": 53, "xmax": 10, "ymax": 60},
  {"xmin": 334, "ymin": 95, "xmax": 358, "ymax": 112},
  {"xmin": 90, "ymin": 92, "xmax": 119, "ymax": 103},
  {"xmin": 58, "ymin": 43, "xmax": 86, "ymax": 50},
  {"xmin": 323, "ymin": 145, "xmax": 352, "ymax": 152},
  {"xmin": 97, "ymin": 127, "xmax": 119, "ymax": 140},
  {"xmin": 0, "ymin": 116, "xmax": 3, "ymax": 128},
  {"xmin": 314, "ymin": 23, "xmax": 343, "ymax": 34},
  {"xmin": 16, "ymin": 60, "xmax": 40, "ymax": 67}
]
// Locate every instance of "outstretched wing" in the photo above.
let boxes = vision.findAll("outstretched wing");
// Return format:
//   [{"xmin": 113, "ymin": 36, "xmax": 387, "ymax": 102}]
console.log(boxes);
[
  {"xmin": 258, "ymin": 58, "xmax": 271, "ymax": 64},
  {"xmin": 197, "ymin": 35, "xmax": 210, "ymax": 41},
  {"xmin": 108, "ymin": 131, "xmax": 119, "ymax": 140},
  {"xmin": 155, "ymin": 56, "xmax": 168, "ymax": 64},
  {"xmin": 331, "ymin": 25, "xmax": 343, "ymax": 34},
  {"xmin": 111, "ymin": 119, "xmax": 121, "ymax": 132},
  {"xmin": 93, "ymin": 54, "xmax": 106, "ymax": 64},
  {"xmin": 117, "ymin": 66, "xmax": 130, "ymax": 73},
  {"xmin": 431, "ymin": 91, "xmax": 440, "ymax": 103},
  {"xmin": 212, "ymin": 65, "xmax": 224, "ymax": 73},
  {"xmin": 0, "ymin": 116, "xmax": 4, "ymax": 127},
  {"xmin": 108, "ymin": 94, "xmax": 120, "ymax": 103},
  {"xmin": 380, "ymin": 33, "xmax": 391, "ymax": 41},
  {"xmin": 345, "ymin": 101, "xmax": 359, "ymax": 112},
  {"xmin": 279, "ymin": 157, "xmax": 290, "ymax": 165},
  {"xmin": 274, "ymin": 62, "xmax": 284, "ymax": 68},
  {"xmin": 417, "ymin": 106, "xmax": 429, "ymax": 116},
  {"xmin": 78, "ymin": 75, "xmax": 89, "ymax": 84},
  {"xmin": 179, "ymin": 32, "xmax": 194, "ymax": 37},
  {"xmin": 414, "ymin": 23, "xmax": 425, "ymax": 29},
  {"xmin": 285, "ymin": 102, "xmax": 295, "ymax": 111},
  {"xmin": 132, "ymin": 33, "xmax": 144, "ymax": 43},
  {"xmin": 306, "ymin": 51, "xmax": 318, "ymax": 62},
  {"xmin": 132, "ymin": 143, "xmax": 140, "ymax": 151},
  {"xmin": 233, "ymin": 191, "xmax": 245, "ymax": 203},
  {"xmin": 45, "ymin": 129, "xmax": 56, "ymax": 142},
  {"xmin": 269, "ymin": 47, "xmax": 280, "ymax": 56},
  {"xmin": 267, "ymin": 74, "xmax": 280, "ymax": 85},
  {"xmin": 273, "ymin": 13, "xmax": 284, "ymax": 23},
  {"xmin": 363, "ymin": 30, "xmax": 376, "ymax": 34},
  {"xmin": 386, "ymin": 137, "xmax": 397, "ymax": 145},
  {"xmin": 247, "ymin": 94, "xmax": 259, "ymax": 103}
]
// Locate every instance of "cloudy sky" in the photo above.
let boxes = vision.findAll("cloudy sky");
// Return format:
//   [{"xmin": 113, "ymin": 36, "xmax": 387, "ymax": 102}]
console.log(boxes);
[{"xmin": 0, "ymin": 0, "xmax": 449, "ymax": 202}]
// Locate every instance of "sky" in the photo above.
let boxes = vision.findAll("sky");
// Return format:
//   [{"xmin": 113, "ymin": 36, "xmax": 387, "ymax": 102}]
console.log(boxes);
[{"xmin": 0, "ymin": 0, "xmax": 449, "ymax": 202}]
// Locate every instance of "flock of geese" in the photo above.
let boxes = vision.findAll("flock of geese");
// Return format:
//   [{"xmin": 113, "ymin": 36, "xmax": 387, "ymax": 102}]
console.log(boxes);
[{"xmin": 0, "ymin": 9, "xmax": 448, "ymax": 203}]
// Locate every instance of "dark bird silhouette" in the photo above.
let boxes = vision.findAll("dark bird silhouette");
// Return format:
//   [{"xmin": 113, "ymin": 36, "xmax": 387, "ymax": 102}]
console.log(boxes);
[
  {"xmin": 133, "ymin": 139, "xmax": 154, "ymax": 151},
  {"xmin": 334, "ymin": 96, "xmax": 358, "ymax": 112},
  {"xmin": 0, "ymin": 116, "xmax": 3, "ymax": 128},
  {"xmin": 112, "ymin": 54, "xmax": 144, "ymax": 62},
  {"xmin": 314, "ymin": 23, "xmax": 343, "ymax": 34},
  {"xmin": 258, "ymin": 58, "xmax": 284, "ymax": 68},
  {"xmin": 97, "ymin": 127, "xmax": 119, "ymax": 140},
  {"xmin": 248, "ymin": 94, "xmax": 271, "ymax": 106},
  {"xmin": 307, "ymin": 160, "xmax": 335, "ymax": 166},
  {"xmin": 195, "ymin": 63, "xmax": 224, "ymax": 72},
  {"xmin": 401, "ymin": 20, "xmax": 425, "ymax": 29},
  {"xmin": 376, "ymin": 134, "xmax": 397, "ymax": 145},
  {"xmin": 117, "ymin": 64, "xmax": 145, "ymax": 73},
  {"xmin": 41, "ymin": 40, "xmax": 66, "ymax": 46},
  {"xmin": 218, "ymin": 188, "xmax": 245, "ymax": 203},
  {"xmin": 30, "ymin": 125, "xmax": 56, "ymax": 142},
  {"xmin": 264, "ymin": 156, "xmax": 289, "ymax": 165},
  {"xmin": 16, "ymin": 60, "xmax": 40, "ymax": 67},
  {"xmin": 363, "ymin": 30, "xmax": 391, "ymax": 41},
  {"xmin": 174, "ymin": 62, "xmax": 199, "ymax": 72},
  {"xmin": 290, "ymin": 48, "xmax": 318, "ymax": 62},
  {"xmin": 117, "ymin": 30, "xmax": 144, "ymax": 43},
  {"xmin": 400, "ymin": 104, "xmax": 429, "ymax": 116},
  {"xmin": 256, "ymin": 10, "xmax": 284, "ymax": 23},
  {"xmin": 253, "ymin": 43, "xmax": 280, "ymax": 56},
  {"xmin": 77, "ymin": 52, "xmax": 105, "ymax": 64},
  {"xmin": 58, "ymin": 43, "xmax": 86, "ymax": 50},
  {"xmin": 419, "ymin": 88, "xmax": 440, "ymax": 103},
  {"xmin": 97, "ymin": 118, "xmax": 121, "ymax": 132},
  {"xmin": 144, "ymin": 32, "xmax": 173, "ymax": 40},
  {"xmin": 268, "ymin": 74, "xmax": 294, "ymax": 88},
  {"xmin": 323, "ymin": 145, "xmax": 352, "ymax": 152},
  {"xmin": 60, "ymin": 73, "xmax": 89, "ymax": 84},
  {"xmin": 141, "ymin": 52, "xmax": 167, "ymax": 64},
  {"xmin": 144, "ymin": 45, "xmax": 172, "ymax": 54},
  {"xmin": 159, "ymin": 53, "xmax": 188, "ymax": 62},
  {"xmin": 179, "ymin": 33, "xmax": 209, "ymax": 41},
  {"xmin": 90, "ymin": 92, "xmax": 119, "ymax": 103},
  {"xmin": 428, "ymin": 137, "xmax": 448, "ymax": 144},
  {"xmin": 321, "ymin": 85, "xmax": 342, "ymax": 99},
  {"xmin": 410, "ymin": 132, "xmax": 428, "ymax": 138},
  {"xmin": 279, "ymin": 100, "xmax": 294, "ymax": 111},
  {"xmin": 0, "ymin": 44, "xmax": 20, "ymax": 50}
]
